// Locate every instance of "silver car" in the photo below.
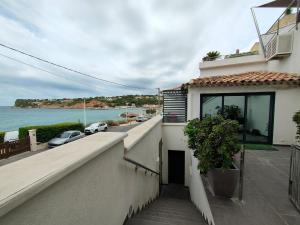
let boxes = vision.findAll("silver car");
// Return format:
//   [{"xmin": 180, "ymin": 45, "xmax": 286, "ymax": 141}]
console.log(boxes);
[{"xmin": 48, "ymin": 130, "xmax": 83, "ymax": 148}]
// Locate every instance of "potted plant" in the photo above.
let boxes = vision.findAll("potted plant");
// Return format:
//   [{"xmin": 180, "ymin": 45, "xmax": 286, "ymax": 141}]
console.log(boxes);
[
  {"xmin": 293, "ymin": 111, "xmax": 300, "ymax": 145},
  {"xmin": 202, "ymin": 51, "xmax": 221, "ymax": 61},
  {"xmin": 184, "ymin": 115, "xmax": 241, "ymax": 197}
]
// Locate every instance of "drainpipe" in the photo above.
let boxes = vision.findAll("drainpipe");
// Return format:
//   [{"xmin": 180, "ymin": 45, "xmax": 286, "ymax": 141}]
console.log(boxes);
[
  {"xmin": 297, "ymin": 0, "xmax": 300, "ymax": 30},
  {"xmin": 251, "ymin": 7, "xmax": 266, "ymax": 58}
]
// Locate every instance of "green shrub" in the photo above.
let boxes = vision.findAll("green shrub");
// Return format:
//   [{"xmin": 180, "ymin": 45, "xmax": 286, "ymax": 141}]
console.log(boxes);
[
  {"xmin": 0, "ymin": 132, "xmax": 5, "ymax": 144},
  {"xmin": 202, "ymin": 51, "xmax": 221, "ymax": 61},
  {"xmin": 146, "ymin": 109, "xmax": 156, "ymax": 114},
  {"xmin": 293, "ymin": 111, "xmax": 300, "ymax": 142},
  {"xmin": 19, "ymin": 122, "xmax": 84, "ymax": 143},
  {"xmin": 105, "ymin": 120, "xmax": 119, "ymax": 126},
  {"xmin": 184, "ymin": 115, "xmax": 240, "ymax": 173}
]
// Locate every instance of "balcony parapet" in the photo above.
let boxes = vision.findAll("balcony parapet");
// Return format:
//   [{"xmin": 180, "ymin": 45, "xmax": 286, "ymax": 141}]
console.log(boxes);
[{"xmin": 0, "ymin": 132, "xmax": 127, "ymax": 218}]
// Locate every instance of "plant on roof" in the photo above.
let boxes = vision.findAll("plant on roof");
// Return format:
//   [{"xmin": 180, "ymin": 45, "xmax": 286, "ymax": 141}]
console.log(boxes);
[
  {"xmin": 293, "ymin": 111, "xmax": 300, "ymax": 142},
  {"xmin": 285, "ymin": 7, "xmax": 292, "ymax": 15},
  {"xmin": 184, "ymin": 115, "xmax": 240, "ymax": 173},
  {"xmin": 202, "ymin": 51, "xmax": 220, "ymax": 61}
]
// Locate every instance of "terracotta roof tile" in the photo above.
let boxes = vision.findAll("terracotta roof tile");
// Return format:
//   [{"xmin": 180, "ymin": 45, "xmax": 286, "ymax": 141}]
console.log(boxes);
[{"xmin": 183, "ymin": 71, "xmax": 300, "ymax": 88}]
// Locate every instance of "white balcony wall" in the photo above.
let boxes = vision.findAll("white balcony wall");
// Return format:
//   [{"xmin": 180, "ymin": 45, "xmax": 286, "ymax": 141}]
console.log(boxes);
[
  {"xmin": 188, "ymin": 86, "xmax": 300, "ymax": 145},
  {"xmin": 0, "ymin": 116, "xmax": 162, "ymax": 225},
  {"xmin": 199, "ymin": 54, "xmax": 267, "ymax": 77},
  {"xmin": 199, "ymin": 30, "xmax": 300, "ymax": 77},
  {"xmin": 189, "ymin": 150, "xmax": 215, "ymax": 225}
]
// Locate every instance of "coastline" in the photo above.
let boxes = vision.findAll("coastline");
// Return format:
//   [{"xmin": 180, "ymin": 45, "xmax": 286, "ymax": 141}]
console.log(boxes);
[{"xmin": 0, "ymin": 106, "xmax": 146, "ymax": 133}]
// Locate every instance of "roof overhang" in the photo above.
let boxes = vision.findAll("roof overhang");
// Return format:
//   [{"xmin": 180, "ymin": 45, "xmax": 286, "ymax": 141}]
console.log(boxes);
[{"xmin": 256, "ymin": 0, "xmax": 298, "ymax": 8}]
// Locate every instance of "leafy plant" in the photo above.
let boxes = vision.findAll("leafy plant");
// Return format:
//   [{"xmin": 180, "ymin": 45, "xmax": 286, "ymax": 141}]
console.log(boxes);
[
  {"xmin": 184, "ymin": 115, "xmax": 240, "ymax": 173},
  {"xmin": 202, "ymin": 51, "xmax": 221, "ymax": 61},
  {"xmin": 19, "ymin": 122, "xmax": 84, "ymax": 143},
  {"xmin": 0, "ymin": 132, "xmax": 5, "ymax": 144},
  {"xmin": 285, "ymin": 7, "xmax": 292, "ymax": 15},
  {"xmin": 293, "ymin": 111, "xmax": 300, "ymax": 142},
  {"xmin": 146, "ymin": 109, "xmax": 156, "ymax": 114}
]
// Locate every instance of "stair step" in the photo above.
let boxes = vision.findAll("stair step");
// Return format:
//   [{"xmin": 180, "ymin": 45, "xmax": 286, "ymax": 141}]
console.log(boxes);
[
  {"xmin": 125, "ymin": 185, "xmax": 207, "ymax": 225},
  {"xmin": 137, "ymin": 212, "xmax": 205, "ymax": 224},
  {"xmin": 125, "ymin": 218, "xmax": 169, "ymax": 225},
  {"xmin": 142, "ymin": 207, "xmax": 201, "ymax": 218},
  {"xmin": 127, "ymin": 217, "xmax": 206, "ymax": 225}
]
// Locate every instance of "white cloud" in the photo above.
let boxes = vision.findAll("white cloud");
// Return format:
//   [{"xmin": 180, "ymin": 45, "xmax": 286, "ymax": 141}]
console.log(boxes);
[{"xmin": 0, "ymin": 0, "xmax": 275, "ymax": 105}]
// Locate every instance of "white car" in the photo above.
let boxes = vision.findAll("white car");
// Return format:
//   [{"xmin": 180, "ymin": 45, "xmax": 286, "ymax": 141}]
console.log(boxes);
[
  {"xmin": 136, "ymin": 115, "xmax": 148, "ymax": 122},
  {"xmin": 84, "ymin": 122, "xmax": 108, "ymax": 135}
]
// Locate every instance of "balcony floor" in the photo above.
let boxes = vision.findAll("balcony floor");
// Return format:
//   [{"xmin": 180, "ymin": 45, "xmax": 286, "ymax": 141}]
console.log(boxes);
[{"xmin": 204, "ymin": 146, "xmax": 300, "ymax": 225}]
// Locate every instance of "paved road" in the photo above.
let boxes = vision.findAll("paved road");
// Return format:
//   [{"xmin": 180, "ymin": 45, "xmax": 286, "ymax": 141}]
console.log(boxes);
[
  {"xmin": 0, "ymin": 123, "xmax": 142, "ymax": 167},
  {"xmin": 107, "ymin": 122, "xmax": 142, "ymax": 132}
]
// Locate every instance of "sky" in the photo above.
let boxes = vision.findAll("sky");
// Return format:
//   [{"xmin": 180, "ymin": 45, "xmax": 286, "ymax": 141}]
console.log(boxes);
[{"xmin": 0, "ymin": 0, "xmax": 285, "ymax": 106}]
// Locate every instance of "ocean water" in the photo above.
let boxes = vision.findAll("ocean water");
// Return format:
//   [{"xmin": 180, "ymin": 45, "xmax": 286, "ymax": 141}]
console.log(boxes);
[{"xmin": 0, "ymin": 106, "xmax": 145, "ymax": 132}]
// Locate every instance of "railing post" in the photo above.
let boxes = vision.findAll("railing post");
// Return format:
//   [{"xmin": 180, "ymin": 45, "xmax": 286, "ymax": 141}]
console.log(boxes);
[
  {"xmin": 239, "ymin": 144, "xmax": 245, "ymax": 201},
  {"xmin": 28, "ymin": 129, "xmax": 38, "ymax": 152}
]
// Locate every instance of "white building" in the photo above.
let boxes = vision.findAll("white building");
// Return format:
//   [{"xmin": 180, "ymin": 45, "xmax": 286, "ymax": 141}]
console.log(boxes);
[{"xmin": 178, "ymin": 1, "xmax": 300, "ymax": 146}]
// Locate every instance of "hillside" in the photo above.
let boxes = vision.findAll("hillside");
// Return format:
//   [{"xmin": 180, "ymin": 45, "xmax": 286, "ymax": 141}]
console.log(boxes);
[{"xmin": 15, "ymin": 95, "xmax": 160, "ymax": 109}]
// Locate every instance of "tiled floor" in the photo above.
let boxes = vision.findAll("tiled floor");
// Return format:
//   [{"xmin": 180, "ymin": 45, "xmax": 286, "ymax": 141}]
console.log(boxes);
[{"xmin": 205, "ymin": 146, "xmax": 300, "ymax": 225}]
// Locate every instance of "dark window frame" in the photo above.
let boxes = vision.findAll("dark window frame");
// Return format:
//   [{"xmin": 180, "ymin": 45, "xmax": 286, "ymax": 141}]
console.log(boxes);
[{"xmin": 200, "ymin": 92, "xmax": 275, "ymax": 144}]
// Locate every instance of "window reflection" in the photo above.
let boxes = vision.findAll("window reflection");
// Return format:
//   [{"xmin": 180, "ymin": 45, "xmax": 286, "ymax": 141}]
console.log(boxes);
[{"xmin": 202, "ymin": 96, "xmax": 222, "ymax": 118}]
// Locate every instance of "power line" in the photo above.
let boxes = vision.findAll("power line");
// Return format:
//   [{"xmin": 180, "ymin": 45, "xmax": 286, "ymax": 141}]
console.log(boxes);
[
  {"xmin": 0, "ymin": 52, "xmax": 118, "ymax": 94},
  {"xmin": 0, "ymin": 42, "xmax": 154, "ymax": 91}
]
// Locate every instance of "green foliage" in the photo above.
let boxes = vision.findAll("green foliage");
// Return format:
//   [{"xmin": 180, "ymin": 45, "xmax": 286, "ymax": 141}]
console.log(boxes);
[
  {"xmin": 225, "ymin": 51, "xmax": 258, "ymax": 59},
  {"xmin": 293, "ymin": 111, "xmax": 300, "ymax": 142},
  {"xmin": 184, "ymin": 115, "xmax": 240, "ymax": 173},
  {"xmin": 19, "ymin": 122, "xmax": 84, "ymax": 143},
  {"xmin": 285, "ymin": 7, "xmax": 292, "ymax": 15},
  {"xmin": 0, "ymin": 132, "xmax": 5, "ymax": 144},
  {"xmin": 146, "ymin": 109, "xmax": 156, "ymax": 114},
  {"xmin": 104, "ymin": 119, "xmax": 135, "ymax": 127},
  {"xmin": 202, "ymin": 51, "xmax": 220, "ymax": 61},
  {"xmin": 14, "ymin": 95, "xmax": 161, "ymax": 108}
]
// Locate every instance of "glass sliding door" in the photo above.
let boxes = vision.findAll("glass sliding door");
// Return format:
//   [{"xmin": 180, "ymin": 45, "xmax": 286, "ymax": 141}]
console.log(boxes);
[
  {"xmin": 200, "ymin": 92, "xmax": 275, "ymax": 144},
  {"xmin": 201, "ymin": 96, "xmax": 222, "ymax": 118},
  {"xmin": 245, "ymin": 95, "xmax": 272, "ymax": 143},
  {"xmin": 224, "ymin": 96, "xmax": 245, "ymax": 141}
]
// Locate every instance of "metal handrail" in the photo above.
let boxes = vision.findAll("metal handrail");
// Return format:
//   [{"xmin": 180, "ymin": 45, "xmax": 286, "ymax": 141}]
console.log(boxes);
[
  {"xmin": 123, "ymin": 156, "xmax": 160, "ymax": 175},
  {"xmin": 264, "ymin": 0, "xmax": 297, "ymax": 35}
]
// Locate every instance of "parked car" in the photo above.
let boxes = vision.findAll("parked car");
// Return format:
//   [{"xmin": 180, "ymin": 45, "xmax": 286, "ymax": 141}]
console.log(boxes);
[
  {"xmin": 84, "ymin": 122, "xmax": 108, "ymax": 135},
  {"xmin": 136, "ymin": 115, "xmax": 148, "ymax": 122},
  {"xmin": 48, "ymin": 130, "xmax": 83, "ymax": 148}
]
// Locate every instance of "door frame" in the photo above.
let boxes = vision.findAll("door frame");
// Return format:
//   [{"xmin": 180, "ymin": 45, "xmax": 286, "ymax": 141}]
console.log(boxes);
[
  {"xmin": 200, "ymin": 92, "xmax": 275, "ymax": 144},
  {"xmin": 168, "ymin": 150, "xmax": 185, "ymax": 185}
]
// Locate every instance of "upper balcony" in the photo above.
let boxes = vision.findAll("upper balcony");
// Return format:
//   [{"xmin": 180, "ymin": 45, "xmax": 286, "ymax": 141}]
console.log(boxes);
[
  {"xmin": 199, "ymin": 51, "xmax": 265, "ymax": 70},
  {"xmin": 252, "ymin": 0, "xmax": 299, "ymax": 61}
]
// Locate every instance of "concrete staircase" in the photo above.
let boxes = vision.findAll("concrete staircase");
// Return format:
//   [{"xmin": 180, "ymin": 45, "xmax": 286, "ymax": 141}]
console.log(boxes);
[{"xmin": 125, "ymin": 184, "xmax": 207, "ymax": 225}]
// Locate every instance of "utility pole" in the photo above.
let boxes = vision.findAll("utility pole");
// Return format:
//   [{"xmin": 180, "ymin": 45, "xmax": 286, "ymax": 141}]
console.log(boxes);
[
  {"xmin": 83, "ymin": 98, "xmax": 87, "ymax": 127},
  {"xmin": 126, "ymin": 102, "xmax": 128, "ymax": 122}
]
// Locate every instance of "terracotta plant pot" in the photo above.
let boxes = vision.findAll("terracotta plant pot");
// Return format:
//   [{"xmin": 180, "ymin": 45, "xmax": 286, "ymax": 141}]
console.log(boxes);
[{"xmin": 207, "ymin": 164, "xmax": 239, "ymax": 198}]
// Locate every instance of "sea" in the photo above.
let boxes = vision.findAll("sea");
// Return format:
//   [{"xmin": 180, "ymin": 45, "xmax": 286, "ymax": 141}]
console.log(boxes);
[{"xmin": 0, "ymin": 106, "xmax": 145, "ymax": 132}]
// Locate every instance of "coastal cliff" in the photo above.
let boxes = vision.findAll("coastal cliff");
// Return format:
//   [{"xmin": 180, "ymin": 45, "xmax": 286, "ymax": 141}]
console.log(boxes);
[{"xmin": 15, "ymin": 95, "xmax": 160, "ymax": 109}]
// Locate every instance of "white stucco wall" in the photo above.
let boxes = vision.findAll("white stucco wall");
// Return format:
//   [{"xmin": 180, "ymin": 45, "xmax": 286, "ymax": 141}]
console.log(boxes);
[
  {"xmin": 199, "ymin": 55, "xmax": 267, "ymax": 77},
  {"xmin": 188, "ymin": 86, "xmax": 300, "ymax": 145},
  {"xmin": 189, "ymin": 150, "xmax": 215, "ymax": 225},
  {"xmin": 267, "ymin": 30, "xmax": 300, "ymax": 74},
  {"xmin": 0, "ymin": 116, "xmax": 162, "ymax": 225},
  {"xmin": 162, "ymin": 123, "xmax": 190, "ymax": 186},
  {"xmin": 199, "ymin": 30, "xmax": 300, "ymax": 77},
  {"xmin": 161, "ymin": 123, "xmax": 215, "ymax": 224}
]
